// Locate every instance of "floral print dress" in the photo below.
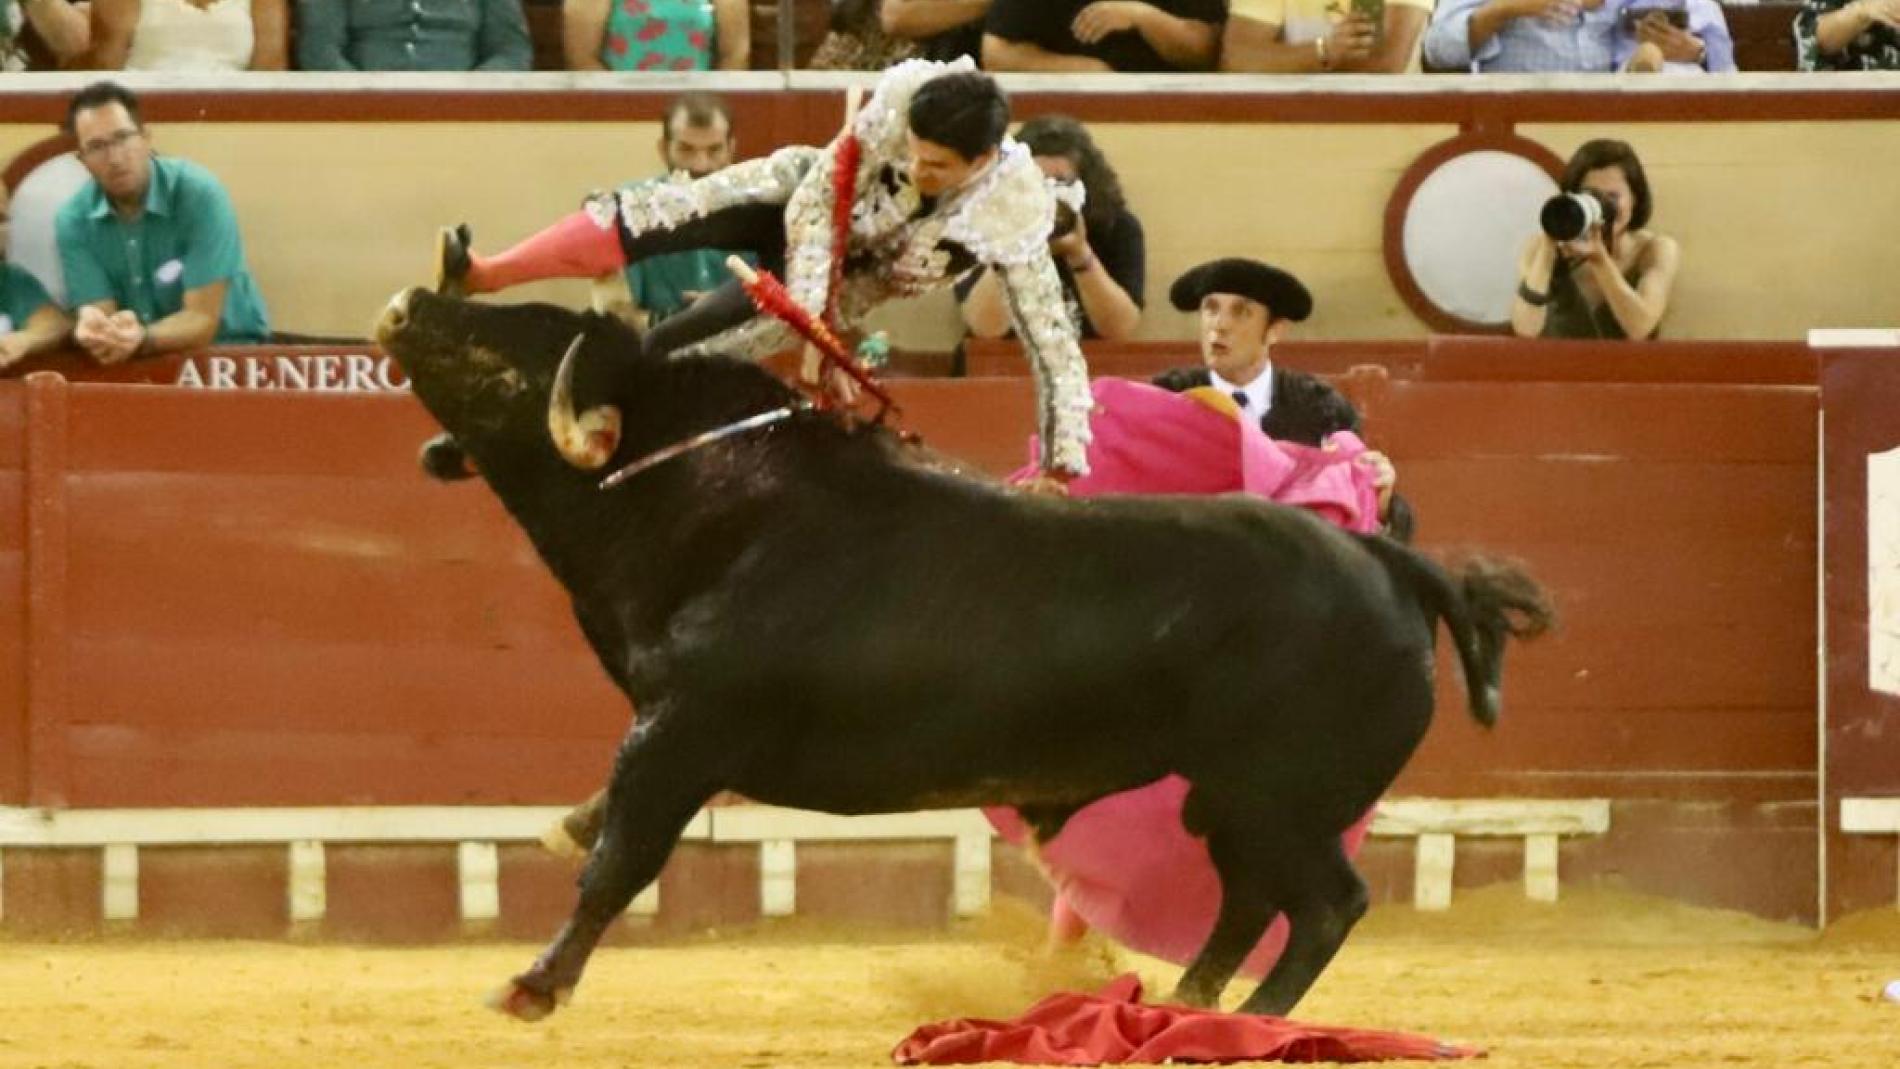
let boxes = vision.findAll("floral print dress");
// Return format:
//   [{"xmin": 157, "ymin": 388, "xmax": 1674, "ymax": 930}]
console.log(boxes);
[{"xmin": 601, "ymin": 0, "xmax": 719, "ymax": 71}]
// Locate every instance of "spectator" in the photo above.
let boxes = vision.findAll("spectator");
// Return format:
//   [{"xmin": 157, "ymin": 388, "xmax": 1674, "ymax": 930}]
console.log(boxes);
[
  {"xmin": 811, "ymin": 0, "xmax": 917, "ymax": 68},
  {"xmin": 959, "ymin": 114, "xmax": 1144, "ymax": 344},
  {"xmin": 4, "ymin": 0, "xmax": 91, "ymax": 69},
  {"xmin": 87, "ymin": 0, "xmax": 286, "ymax": 70},
  {"xmin": 1511, "ymin": 138, "xmax": 1678, "ymax": 341},
  {"xmin": 602, "ymin": 93, "xmax": 755, "ymax": 328},
  {"xmin": 1152, "ymin": 258, "xmax": 1410, "ymax": 539},
  {"xmin": 884, "ymin": 0, "xmax": 988, "ymax": 59},
  {"xmin": 56, "ymin": 82, "xmax": 270, "ymax": 365},
  {"xmin": 1796, "ymin": 0, "xmax": 1900, "ymax": 70},
  {"xmin": 0, "ymin": 183, "xmax": 73, "ymax": 369},
  {"xmin": 1615, "ymin": 0, "xmax": 1733, "ymax": 71},
  {"xmin": 983, "ymin": 0, "xmax": 1222, "ymax": 72},
  {"xmin": 1221, "ymin": 0, "xmax": 1433, "ymax": 72},
  {"xmin": 811, "ymin": 0, "xmax": 989, "ymax": 69},
  {"xmin": 296, "ymin": 0, "xmax": 530, "ymax": 71},
  {"xmin": 1423, "ymin": 0, "xmax": 1620, "ymax": 71},
  {"xmin": 563, "ymin": 0, "xmax": 749, "ymax": 71}
]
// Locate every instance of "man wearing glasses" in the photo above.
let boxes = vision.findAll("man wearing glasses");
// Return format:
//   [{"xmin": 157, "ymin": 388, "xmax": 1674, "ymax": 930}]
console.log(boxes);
[{"xmin": 55, "ymin": 81, "xmax": 270, "ymax": 365}]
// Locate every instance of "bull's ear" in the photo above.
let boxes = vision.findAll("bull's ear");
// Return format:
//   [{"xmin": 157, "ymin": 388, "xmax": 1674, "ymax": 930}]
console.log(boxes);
[{"xmin": 547, "ymin": 333, "xmax": 623, "ymax": 470}]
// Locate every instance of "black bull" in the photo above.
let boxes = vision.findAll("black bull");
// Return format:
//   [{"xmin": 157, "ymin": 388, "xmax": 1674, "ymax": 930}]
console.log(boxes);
[{"xmin": 374, "ymin": 289, "xmax": 1552, "ymax": 1021}]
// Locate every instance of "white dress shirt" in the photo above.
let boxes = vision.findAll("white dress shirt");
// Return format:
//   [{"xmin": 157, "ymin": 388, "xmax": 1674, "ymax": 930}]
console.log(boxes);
[{"xmin": 1211, "ymin": 364, "xmax": 1274, "ymax": 421}]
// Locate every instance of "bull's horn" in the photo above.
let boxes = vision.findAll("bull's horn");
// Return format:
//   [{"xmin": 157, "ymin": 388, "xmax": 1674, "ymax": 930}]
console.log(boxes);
[{"xmin": 547, "ymin": 333, "xmax": 622, "ymax": 470}]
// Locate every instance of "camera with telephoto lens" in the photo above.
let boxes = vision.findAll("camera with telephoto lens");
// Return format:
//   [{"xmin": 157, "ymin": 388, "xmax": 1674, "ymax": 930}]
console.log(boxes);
[
  {"xmin": 1540, "ymin": 189, "xmax": 1619, "ymax": 244},
  {"xmin": 1047, "ymin": 177, "xmax": 1086, "ymax": 240}
]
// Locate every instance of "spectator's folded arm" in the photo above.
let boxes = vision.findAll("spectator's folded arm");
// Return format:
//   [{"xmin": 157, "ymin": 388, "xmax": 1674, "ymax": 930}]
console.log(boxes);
[
  {"xmin": 475, "ymin": 0, "xmax": 534, "ymax": 71},
  {"xmin": 293, "ymin": 0, "xmax": 359, "ymax": 70}
]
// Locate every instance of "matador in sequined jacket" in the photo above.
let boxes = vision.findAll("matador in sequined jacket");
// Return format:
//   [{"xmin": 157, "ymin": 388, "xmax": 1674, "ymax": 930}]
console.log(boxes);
[{"xmin": 442, "ymin": 59, "xmax": 1094, "ymax": 478}]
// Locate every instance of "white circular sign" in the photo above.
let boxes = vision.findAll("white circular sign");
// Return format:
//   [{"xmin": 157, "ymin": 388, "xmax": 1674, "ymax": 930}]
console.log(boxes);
[{"xmin": 1401, "ymin": 151, "xmax": 1558, "ymax": 327}]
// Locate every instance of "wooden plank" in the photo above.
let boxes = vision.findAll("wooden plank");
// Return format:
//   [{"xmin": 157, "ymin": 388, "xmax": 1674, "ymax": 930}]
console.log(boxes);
[
  {"xmin": 1841, "ymin": 798, "xmax": 1900, "ymax": 833},
  {"xmin": 954, "ymin": 834, "xmax": 991, "ymax": 918},
  {"xmin": 66, "ymin": 387, "xmax": 436, "ymax": 479},
  {"xmin": 288, "ymin": 840, "xmax": 325, "ymax": 922},
  {"xmin": 1372, "ymin": 799, "xmax": 1609, "ymax": 837},
  {"xmin": 759, "ymin": 840, "xmax": 795, "ymax": 917},
  {"xmin": 1525, "ymin": 834, "xmax": 1561, "ymax": 902},
  {"xmin": 65, "ymin": 469, "xmax": 544, "ymax": 565},
  {"xmin": 1393, "ymin": 769, "xmax": 1814, "ymax": 803},
  {"xmin": 1407, "ymin": 706, "xmax": 1815, "ymax": 777},
  {"xmin": 60, "ymin": 729, "xmax": 622, "ymax": 807},
  {"xmin": 1418, "ymin": 338, "xmax": 1814, "ymax": 385},
  {"xmin": 0, "ymin": 805, "xmax": 712, "ymax": 847},
  {"xmin": 710, "ymin": 806, "xmax": 996, "ymax": 843},
  {"xmin": 1414, "ymin": 833, "xmax": 1455, "ymax": 911},
  {"xmin": 101, "ymin": 843, "xmax": 137, "ymax": 921},
  {"xmin": 67, "ymin": 634, "xmax": 626, "ymax": 737},
  {"xmin": 0, "ymin": 385, "xmax": 24, "ymax": 467},
  {"xmin": 1401, "ymin": 459, "xmax": 1814, "ymax": 545},
  {"xmin": 457, "ymin": 841, "xmax": 500, "ymax": 923},
  {"xmin": 23, "ymin": 373, "xmax": 70, "ymax": 807},
  {"xmin": 1361, "ymin": 382, "xmax": 1816, "ymax": 463}
]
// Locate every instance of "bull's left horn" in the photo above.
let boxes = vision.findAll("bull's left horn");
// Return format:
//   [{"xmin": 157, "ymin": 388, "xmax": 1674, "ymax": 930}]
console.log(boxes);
[{"xmin": 547, "ymin": 333, "xmax": 622, "ymax": 470}]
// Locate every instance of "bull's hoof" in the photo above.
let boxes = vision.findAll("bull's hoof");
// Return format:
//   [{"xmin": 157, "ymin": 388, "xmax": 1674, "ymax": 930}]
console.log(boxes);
[
  {"xmin": 484, "ymin": 978, "xmax": 572, "ymax": 1023},
  {"xmin": 418, "ymin": 433, "xmax": 476, "ymax": 481},
  {"xmin": 538, "ymin": 817, "xmax": 589, "ymax": 862},
  {"xmin": 436, "ymin": 224, "xmax": 473, "ymax": 298}
]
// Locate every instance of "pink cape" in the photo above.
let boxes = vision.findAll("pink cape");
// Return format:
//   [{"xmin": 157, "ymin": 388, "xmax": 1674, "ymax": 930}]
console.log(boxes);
[{"xmin": 991, "ymin": 378, "xmax": 1382, "ymax": 979}]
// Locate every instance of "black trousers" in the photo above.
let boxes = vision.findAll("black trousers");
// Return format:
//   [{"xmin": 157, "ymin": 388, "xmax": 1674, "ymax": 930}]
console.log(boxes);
[{"xmin": 617, "ymin": 202, "xmax": 790, "ymax": 360}]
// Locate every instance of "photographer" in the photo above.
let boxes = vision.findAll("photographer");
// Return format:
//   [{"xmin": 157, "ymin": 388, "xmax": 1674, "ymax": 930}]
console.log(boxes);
[
  {"xmin": 1511, "ymin": 139, "xmax": 1680, "ymax": 341},
  {"xmin": 1219, "ymin": 0, "xmax": 1432, "ymax": 73},
  {"xmin": 959, "ymin": 115, "xmax": 1145, "ymax": 343}
]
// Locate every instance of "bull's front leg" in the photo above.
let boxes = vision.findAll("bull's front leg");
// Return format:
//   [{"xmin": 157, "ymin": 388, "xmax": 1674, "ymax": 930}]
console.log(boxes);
[{"xmin": 491, "ymin": 715, "xmax": 715, "ymax": 1021}]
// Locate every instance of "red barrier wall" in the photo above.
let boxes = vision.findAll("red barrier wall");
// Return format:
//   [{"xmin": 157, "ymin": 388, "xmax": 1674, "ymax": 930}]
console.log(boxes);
[
  {"xmin": 1, "ymin": 386, "xmax": 25, "ymax": 802},
  {"xmin": 1820, "ymin": 350, "xmax": 1900, "ymax": 920},
  {"xmin": 0, "ymin": 339, "xmax": 1840, "ymax": 925}
]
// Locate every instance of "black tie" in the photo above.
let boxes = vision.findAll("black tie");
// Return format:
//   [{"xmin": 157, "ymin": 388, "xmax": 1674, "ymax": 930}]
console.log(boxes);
[{"xmin": 1232, "ymin": 390, "xmax": 1250, "ymax": 410}]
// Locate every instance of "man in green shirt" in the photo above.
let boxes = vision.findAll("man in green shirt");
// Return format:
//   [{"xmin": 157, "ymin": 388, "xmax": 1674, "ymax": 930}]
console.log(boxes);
[
  {"xmin": 601, "ymin": 93, "xmax": 755, "ymax": 328},
  {"xmin": 295, "ymin": 0, "xmax": 532, "ymax": 71},
  {"xmin": 0, "ymin": 181, "xmax": 73, "ymax": 369},
  {"xmin": 55, "ymin": 82, "xmax": 271, "ymax": 364}
]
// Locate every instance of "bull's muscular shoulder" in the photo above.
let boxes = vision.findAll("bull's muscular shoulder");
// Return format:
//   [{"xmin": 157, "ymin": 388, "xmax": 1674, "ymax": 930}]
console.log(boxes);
[{"xmin": 1265, "ymin": 367, "xmax": 1363, "ymax": 448}]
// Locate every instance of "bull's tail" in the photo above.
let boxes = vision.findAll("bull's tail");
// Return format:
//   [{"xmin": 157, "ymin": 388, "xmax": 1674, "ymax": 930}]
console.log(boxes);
[{"xmin": 1358, "ymin": 538, "xmax": 1555, "ymax": 728}]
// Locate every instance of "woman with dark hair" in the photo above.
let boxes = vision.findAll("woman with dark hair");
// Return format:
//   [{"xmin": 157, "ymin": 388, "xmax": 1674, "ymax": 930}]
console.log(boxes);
[
  {"xmin": 1511, "ymin": 138, "xmax": 1679, "ymax": 341},
  {"xmin": 959, "ymin": 114, "xmax": 1144, "ymax": 342}
]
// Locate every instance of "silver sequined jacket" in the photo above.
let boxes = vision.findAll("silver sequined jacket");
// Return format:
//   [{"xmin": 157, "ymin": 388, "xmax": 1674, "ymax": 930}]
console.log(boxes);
[{"xmin": 584, "ymin": 58, "xmax": 1094, "ymax": 476}]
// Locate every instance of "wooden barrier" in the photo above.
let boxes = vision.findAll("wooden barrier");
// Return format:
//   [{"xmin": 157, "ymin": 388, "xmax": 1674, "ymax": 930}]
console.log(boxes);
[
  {"xmin": 1819, "ymin": 348, "xmax": 1900, "ymax": 920},
  {"xmin": 0, "ymin": 338, "xmax": 1842, "ymax": 932},
  {"xmin": 0, "ymin": 797, "xmax": 1611, "ymax": 934}
]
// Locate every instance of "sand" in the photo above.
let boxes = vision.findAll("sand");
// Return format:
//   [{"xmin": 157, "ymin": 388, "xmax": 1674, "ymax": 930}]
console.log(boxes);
[{"xmin": 3, "ymin": 886, "xmax": 1898, "ymax": 1069}]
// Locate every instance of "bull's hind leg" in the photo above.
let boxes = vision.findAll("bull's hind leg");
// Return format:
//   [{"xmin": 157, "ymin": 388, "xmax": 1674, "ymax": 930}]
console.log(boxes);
[
  {"xmin": 1170, "ymin": 791, "xmax": 1283, "ymax": 1009},
  {"xmin": 1235, "ymin": 837, "xmax": 1368, "ymax": 1017},
  {"xmin": 492, "ymin": 716, "xmax": 717, "ymax": 1022}
]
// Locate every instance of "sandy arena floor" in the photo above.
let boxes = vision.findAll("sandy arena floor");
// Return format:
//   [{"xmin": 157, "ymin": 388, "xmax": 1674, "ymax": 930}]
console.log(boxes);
[{"xmin": 4, "ymin": 886, "xmax": 1899, "ymax": 1069}]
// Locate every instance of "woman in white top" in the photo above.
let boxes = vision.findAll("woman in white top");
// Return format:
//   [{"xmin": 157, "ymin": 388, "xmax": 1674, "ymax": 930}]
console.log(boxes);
[{"xmin": 89, "ymin": 0, "xmax": 287, "ymax": 70}]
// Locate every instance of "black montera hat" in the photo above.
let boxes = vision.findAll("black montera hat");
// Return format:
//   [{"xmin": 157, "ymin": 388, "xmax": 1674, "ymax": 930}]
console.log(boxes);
[{"xmin": 1168, "ymin": 258, "xmax": 1313, "ymax": 322}]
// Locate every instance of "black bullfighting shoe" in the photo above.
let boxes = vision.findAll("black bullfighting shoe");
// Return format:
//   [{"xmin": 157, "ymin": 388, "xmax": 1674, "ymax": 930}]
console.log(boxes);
[
  {"xmin": 435, "ymin": 223, "xmax": 473, "ymax": 298},
  {"xmin": 418, "ymin": 432, "xmax": 477, "ymax": 481}
]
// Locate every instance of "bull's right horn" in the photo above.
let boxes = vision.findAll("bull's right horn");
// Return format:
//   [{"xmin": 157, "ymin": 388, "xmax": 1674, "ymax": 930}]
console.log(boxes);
[{"xmin": 547, "ymin": 334, "xmax": 622, "ymax": 470}]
